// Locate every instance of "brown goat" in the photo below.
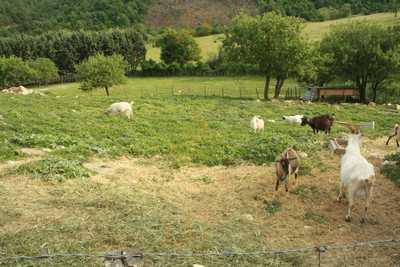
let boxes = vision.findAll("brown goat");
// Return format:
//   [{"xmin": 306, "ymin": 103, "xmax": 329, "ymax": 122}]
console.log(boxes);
[
  {"xmin": 386, "ymin": 124, "xmax": 400, "ymax": 147},
  {"xmin": 301, "ymin": 114, "xmax": 334, "ymax": 134},
  {"xmin": 275, "ymin": 148, "xmax": 300, "ymax": 193}
]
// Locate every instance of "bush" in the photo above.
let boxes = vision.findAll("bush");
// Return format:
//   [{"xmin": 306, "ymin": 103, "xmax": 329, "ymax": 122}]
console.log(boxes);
[
  {"xmin": 0, "ymin": 56, "xmax": 35, "ymax": 88},
  {"xmin": 27, "ymin": 58, "xmax": 59, "ymax": 85},
  {"xmin": 382, "ymin": 153, "xmax": 400, "ymax": 186},
  {"xmin": 157, "ymin": 28, "xmax": 201, "ymax": 65}
]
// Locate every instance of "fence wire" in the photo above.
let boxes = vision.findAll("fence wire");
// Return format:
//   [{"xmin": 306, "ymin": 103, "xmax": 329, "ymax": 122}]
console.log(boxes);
[{"xmin": 1, "ymin": 239, "xmax": 400, "ymax": 266}]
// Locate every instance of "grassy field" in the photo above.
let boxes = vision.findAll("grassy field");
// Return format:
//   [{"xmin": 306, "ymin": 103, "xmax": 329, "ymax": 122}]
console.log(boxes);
[
  {"xmin": 1, "ymin": 77, "xmax": 400, "ymax": 266},
  {"xmin": 147, "ymin": 13, "xmax": 400, "ymax": 62}
]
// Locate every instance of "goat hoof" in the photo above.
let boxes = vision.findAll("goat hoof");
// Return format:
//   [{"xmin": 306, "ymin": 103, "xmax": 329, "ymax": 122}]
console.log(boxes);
[
  {"xmin": 345, "ymin": 216, "xmax": 352, "ymax": 222},
  {"xmin": 360, "ymin": 218, "xmax": 367, "ymax": 224}
]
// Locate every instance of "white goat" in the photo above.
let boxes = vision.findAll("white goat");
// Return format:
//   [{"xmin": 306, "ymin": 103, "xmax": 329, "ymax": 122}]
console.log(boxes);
[
  {"xmin": 250, "ymin": 116, "xmax": 264, "ymax": 133},
  {"xmin": 104, "ymin": 102, "xmax": 134, "ymax": 120},
  {"xmin": 337, "ymin": 133, "xmax": 375, "ymax": 223},
  {"xmin": 386, "ymin": 124, "xmax": 400, "ymax": 148},
  {"xmin": 282, "ymin": 115, "xmax": 304, "ymax": 125}
]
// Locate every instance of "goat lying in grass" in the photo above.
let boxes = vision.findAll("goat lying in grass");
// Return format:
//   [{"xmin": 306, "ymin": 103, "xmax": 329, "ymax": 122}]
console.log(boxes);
[
  {"xmin": 301, "ymin": 114, "xmax": 334, "ymax": 134},
  {"xmin": 250, "ymin": 116, "xmax": 264, "ymax": 133},
  {"xmin": 104, "ymin": 102, "xmax": 133, "ymax": 120},
  {"xmin": 282, "ymin": 115, "xmax": 304, "ymax": 125},
  {"xmin": 338, "ymin": 131, "xmax": 375, "ymax": 223},
  {"xmin": 275, "ymin": 148, "xmax": 300, "ymax": 193},
  {"xmin": 386, "ymin": 124, "xmax": 400, "ymax": 148}
]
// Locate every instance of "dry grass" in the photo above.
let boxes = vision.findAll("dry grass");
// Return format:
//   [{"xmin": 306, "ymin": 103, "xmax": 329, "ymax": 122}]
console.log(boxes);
[{"xmin": 1, "ymin": 138, "xmax": 400, "ymax": 266}]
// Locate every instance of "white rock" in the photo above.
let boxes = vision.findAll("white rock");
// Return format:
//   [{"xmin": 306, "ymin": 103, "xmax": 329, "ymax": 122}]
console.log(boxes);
[
  {"xmin": 193, "ymin": 264, "xmax": 205, "ymax": 267},
  {"xmin": 242, "ymin": 214, "xmax": 255, "ymax": 221}
]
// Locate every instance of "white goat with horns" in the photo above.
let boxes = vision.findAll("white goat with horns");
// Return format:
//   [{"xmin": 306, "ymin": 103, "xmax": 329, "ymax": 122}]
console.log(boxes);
[{"xmin": 337, "ymin": 128, "xmax": 375, "ymax": 223}]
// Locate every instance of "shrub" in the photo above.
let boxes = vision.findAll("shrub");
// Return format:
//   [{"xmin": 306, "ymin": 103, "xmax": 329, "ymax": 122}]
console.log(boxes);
[
  {"xmin": 157, "ymin": 28, "xmax": 201, "ymax": 65},
  {"xmin": 27, "ymin": 58, "xmax": 59, "ymax": 85},
  {"xmin": 382, "ymin": 153, "xmax": 400, "ymax": 186},
  {"xmin": 0, "ymin": 56, "xmax": 35, "ymax": 88}
]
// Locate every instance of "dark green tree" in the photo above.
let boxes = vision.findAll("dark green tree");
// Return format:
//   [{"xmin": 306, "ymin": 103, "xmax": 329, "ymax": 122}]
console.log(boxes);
[{"xmin": 157, "ymin": 28, "xmax": 201, "ymax": 65}]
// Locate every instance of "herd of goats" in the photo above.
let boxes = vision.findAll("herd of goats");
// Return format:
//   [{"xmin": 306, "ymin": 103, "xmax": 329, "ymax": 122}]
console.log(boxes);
[{"xmin": 103, "ymin": 101, "xmax": 400, "ymax": 223}]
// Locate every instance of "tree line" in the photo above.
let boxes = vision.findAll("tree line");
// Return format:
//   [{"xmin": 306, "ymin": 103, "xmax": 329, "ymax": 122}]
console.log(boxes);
[
  {"xmin": 257, "ymin": 0, "xmax": 400, "ymax": 21},
  {"xmin": 0, "ymin": 29, "xmax": 146, "ymax": 75},
  {"xmin": 1, "ymin": 0, "xmax": 399, "ymax": 37},
  {"xmin": 223, "ymin": 12, "xmax": 400, "ymax": 102},
  {"xmin": 0, "ymin": 0, "xmax": 150, "ymax": 37}
]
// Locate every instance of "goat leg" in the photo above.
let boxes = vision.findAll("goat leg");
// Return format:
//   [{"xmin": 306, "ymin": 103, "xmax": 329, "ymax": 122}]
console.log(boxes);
[
  {"xmin": 337, "ymin": 183, "xmax": 344, "ymax": 202},
  {"xmin": 386, "ymin": 134, "xmax": 395, "ymax": 145},
  {"xmin": 345, "ymin": 195, "xmax": 354, "ymax": 222},
  {"xmin": 275, "ymin": 179, "xmax": 280, "ymax": 191},
  {"xmin": 284, "ymin": 179, "xmax": 289, "ymax": 192},
  {"xmin": 361, "ymin": 185, "xmax": 374, "ymax": 224},
  {"xmin": 397, "ymin": 140, "xmax": 399, "ymax": 147}
]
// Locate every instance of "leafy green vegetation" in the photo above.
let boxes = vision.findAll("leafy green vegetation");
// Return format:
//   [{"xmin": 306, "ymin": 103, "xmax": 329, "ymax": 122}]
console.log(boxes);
[
  {"xmin": 13, "ymin": 157, "xmax": 91, "ymax": 182},
  {"xmin": 76, "ymin": 54, "xmax": 128, "ymax": 96},
  {"xmin": 0, "ymin": 0, "xmax": 150, "ymax": 37},
  {"xmin": 264, "ymin": 199, "xmax": 282, "ymax": 215},
  {"xmin": 382, "ymin": 153, "xmax": 400, "ymax": 186}
]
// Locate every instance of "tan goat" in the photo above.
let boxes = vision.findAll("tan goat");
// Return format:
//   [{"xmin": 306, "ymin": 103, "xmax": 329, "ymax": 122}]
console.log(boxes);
[{"xmin": 275, "ymin": 148, "xmax": 300, "ymax": 193}]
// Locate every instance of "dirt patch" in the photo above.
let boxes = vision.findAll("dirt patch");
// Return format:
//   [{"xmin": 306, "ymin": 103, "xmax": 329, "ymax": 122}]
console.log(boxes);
[
  {"xmin": 1, "ymin": 138, "xmax": 400, "ymax": 265},
  {"xmin": 82, "ymin": 138, "xmax": 400, "ymax": 246}
]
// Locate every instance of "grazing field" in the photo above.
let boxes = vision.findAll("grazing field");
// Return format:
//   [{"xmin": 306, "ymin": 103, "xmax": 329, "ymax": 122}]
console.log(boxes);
[
  {"xmin": 147, "ymin": 13, "xmax": 400, "ymax": 62},
  {"xmin": 0, "ymin": 77, "xmax": 400, "ymax": 266}
]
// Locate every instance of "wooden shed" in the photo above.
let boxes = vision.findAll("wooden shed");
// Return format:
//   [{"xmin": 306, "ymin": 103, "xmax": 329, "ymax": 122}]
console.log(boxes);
[
  {"xmin": 302, "ymin": 86, "xmax": 358, "ymax": 102},
  {"xmin": 318, "ymin": 87, "xmax": 358, "ymax": 98}
]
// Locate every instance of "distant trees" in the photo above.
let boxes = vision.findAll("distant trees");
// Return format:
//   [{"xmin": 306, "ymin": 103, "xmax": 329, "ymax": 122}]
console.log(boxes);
[
  {"xmin": 157, "ymin": 29, "xmax": 201, "ymax": 65},
  {"xmin": 0, "ymin": 29, "xmax": 146, "ymax": 75},
  {"xmin": 27, "ymin": 58, "xmax": 59, "ymax": 85},
  {"xmin": 256, "ymin": 0, "xmax": 394, "ymax": 21},
  {"xmin": 0, "ymin": 0, "xmax": 150, "ymax": 37},
  {"xmin": 76, "ymin": 54, "xmax": 128, "ymax": 96},
  {"xmin": 389, "ymin": 0, "xmax": 400, "ymax": 16},
  {"xmin": 319, "ymin": 22, "xmax": 400, "ymax": 102},
  {"xmin": 0, "ymin": 56, "xmax": 59, "ymax": 88},
  {"xmin": 223, "ymin": 12, "xmax": 308, "ymax": 100}
]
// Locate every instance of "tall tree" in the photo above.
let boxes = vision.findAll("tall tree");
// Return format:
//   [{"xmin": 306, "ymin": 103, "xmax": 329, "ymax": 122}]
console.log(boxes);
[
  {"xmin": 223, "ymin": 12, "xmax": 307, "ymax": 100},
  {"xmin": 76, "ymin": 54, "xmax": 128, "ymax": 96},
  {"xmin": 320, "ymin": 22, "xmax": 400, "ymax": 103}
]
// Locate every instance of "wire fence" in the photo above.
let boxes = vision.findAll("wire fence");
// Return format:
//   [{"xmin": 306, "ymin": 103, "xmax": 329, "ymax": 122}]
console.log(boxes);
[{"xmin": 1, "ymin": 239, "xmax": 400, "ymax": 266}]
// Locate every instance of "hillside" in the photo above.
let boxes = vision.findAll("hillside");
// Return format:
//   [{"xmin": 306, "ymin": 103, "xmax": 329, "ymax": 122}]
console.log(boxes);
[
  {"xmin": 0, "ymin": 0, "xmax": 397, "ymax": 36},
  {"xmin": 0, "ymin": 0, "xmax": 150, "ymax": 37},
  {"xmin": 144, "ymin": 0, "xmax": 257, "ymax": 29},
  {"xmin": 147, "ymin": 13, "xmax": 400, "ymax": 61}
]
